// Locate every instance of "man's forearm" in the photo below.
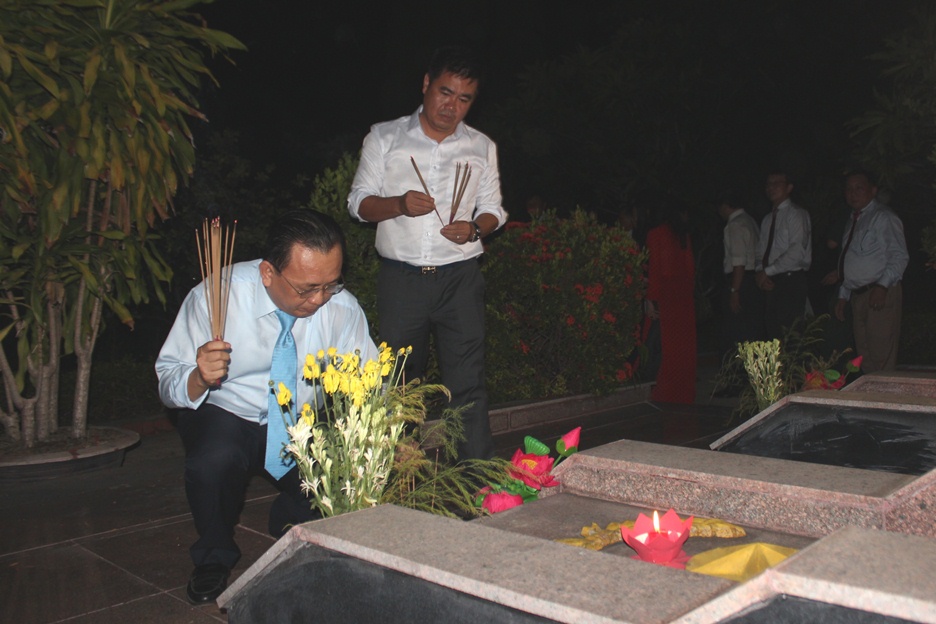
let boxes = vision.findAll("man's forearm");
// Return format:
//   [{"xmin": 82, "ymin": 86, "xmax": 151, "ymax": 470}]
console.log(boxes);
[
  {"xmin": 358, "ymin": 195, "xmax": 404, "ymax": 223},
  {"xmin": 187, "ymin": 367, "xmax": 210, "ymax": 403}
]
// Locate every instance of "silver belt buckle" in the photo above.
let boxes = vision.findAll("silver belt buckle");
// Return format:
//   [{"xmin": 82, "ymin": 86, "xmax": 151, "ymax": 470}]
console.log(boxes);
[{"xmin": 421, "ymin": 266, "xmax": 437, "ymax": 275}]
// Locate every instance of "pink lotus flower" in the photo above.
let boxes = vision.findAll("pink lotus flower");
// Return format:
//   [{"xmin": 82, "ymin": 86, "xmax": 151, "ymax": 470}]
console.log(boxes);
[
  {"xmin": 479, "ymin": 489, "xmax": 524, "ymax": 514},
  {"xmin": 557, "ymin": 427, "xmax": 581, "ymax": 455},
  {"xmin": 509, "ymin": 449, "xmax": 558, "ymax": 490}
]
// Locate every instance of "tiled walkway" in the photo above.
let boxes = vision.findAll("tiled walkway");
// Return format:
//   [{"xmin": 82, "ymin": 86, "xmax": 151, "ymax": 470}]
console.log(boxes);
[{"xmin": 0, "ymin": 367, "xmax": 734, "ymax": 623}]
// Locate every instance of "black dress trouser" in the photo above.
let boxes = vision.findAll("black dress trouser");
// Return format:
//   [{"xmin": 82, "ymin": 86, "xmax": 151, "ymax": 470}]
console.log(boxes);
[{"xmin": 176, "ymin": 403, "xmax": 316, "ymax": 568}]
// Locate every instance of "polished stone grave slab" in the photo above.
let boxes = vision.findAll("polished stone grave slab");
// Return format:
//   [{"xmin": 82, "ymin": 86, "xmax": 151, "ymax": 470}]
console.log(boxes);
[
  {"xmin": 220, "ymin": 503, "xmax": 936, "ymax": 624},
  {"xmin": 843, "ymin": 371, "xmax": 936, "ymax": 399},
  {"xmin": 712, "ymin": 394, "xmax": 936, "ymax": 475}
]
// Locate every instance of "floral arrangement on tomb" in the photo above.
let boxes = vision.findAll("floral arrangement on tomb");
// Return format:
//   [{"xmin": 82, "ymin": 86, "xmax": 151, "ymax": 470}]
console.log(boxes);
[
  {"xmin": 476, "ymin": 427, "xmax": 581, "ymax": 513},
  {"xmin": 801, "ymin": 355, "xmax": 862, "ymax": 391},
  {"xmin": 282, "ymin": 344, "xmax": 502, "ymax": 519}
]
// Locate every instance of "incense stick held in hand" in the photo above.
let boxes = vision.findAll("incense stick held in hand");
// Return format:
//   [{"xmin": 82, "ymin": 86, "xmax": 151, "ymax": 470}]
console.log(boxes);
[
  {"xmin": 409, "ymin": 156, "xmax": 446, "ymax": 225},
  {"xmin": 449, "ymin": 162, "xmax": 472, "ymax": 224},
  {"xmin": 196, "ymin": 217, "xmax": 237, "ymax": 340}
]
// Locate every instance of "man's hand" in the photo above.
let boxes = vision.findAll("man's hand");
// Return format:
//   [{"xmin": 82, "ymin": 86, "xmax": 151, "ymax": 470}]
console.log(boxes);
[
  {"xmin": 755, "ymin": 270, "xmax": 774, "ymax": 291},
  {"xmin": 821, "ymin": 269, "xmax": 840, "ymax": 286},
  {"xmin": 399, "ymin": 190, "xmax": 437, "ymax": 217},
  {"xmin": 869, "ymin": 284, "xmax": 887, "ymax": 311},
  {"xmin": 440, "ymin": 220, "xmax": 474, "ymax": 245},
  {"xmin": 730, "ymin": 291, "xmax": 742, "ymax": 314},
  {"xmin": 188, "ymin": 339, "xmax": 231, "ymax": 401},
  {"xmin": 834, "ymin": 297, "xmax": 847, "ymax": 322}
]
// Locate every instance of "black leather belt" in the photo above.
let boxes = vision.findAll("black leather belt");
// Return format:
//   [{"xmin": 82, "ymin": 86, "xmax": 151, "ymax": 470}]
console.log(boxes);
[
  {"xmin": 380, "ymin": 257, "xmax": 477, "ymax": 275},
  {"xmin": 851, "ymin": 283, "xmax": 879, "ymax": 296}
]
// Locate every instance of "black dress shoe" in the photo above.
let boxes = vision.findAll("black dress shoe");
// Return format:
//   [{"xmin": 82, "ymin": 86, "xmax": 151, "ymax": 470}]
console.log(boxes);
[{"xmin": 186, "ymin": 563, "xmax": 230, "ymax": 605}]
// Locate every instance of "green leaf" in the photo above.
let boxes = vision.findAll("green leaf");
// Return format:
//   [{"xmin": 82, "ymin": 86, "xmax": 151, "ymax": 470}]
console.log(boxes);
[
  {"xmin": 83, "ymin": 51, "xmax": 102, "ymax": 94},
  {"xmin": 14, "ymin": 50, "xmax": 60, "ymax": 99},
  {"xmin": 523, "ymin": 436, "xmax": 550, "ymax": 456},
  {"xmin": 0, "ymin": 320, "xmax": 15, "ymax": 343}
]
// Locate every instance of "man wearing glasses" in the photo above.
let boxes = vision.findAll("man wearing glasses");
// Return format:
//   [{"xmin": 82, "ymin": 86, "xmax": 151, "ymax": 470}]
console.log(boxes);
[
  {"xmin": 348, "ymin": 46, "xmax": 507, "ymax": 462},
  {"xmin": 156, "ymin": 210, "xmax": 377, "ymax": 604}
]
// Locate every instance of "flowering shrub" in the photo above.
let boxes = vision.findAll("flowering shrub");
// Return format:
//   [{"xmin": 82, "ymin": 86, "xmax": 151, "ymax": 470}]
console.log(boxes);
[
  {"xmin": 483, "ymin": 209, "xmax": 647, "ymax": 402},
  {"xmin": 477, "ymin": 427, "xmax": 581, "ymax": 513}
]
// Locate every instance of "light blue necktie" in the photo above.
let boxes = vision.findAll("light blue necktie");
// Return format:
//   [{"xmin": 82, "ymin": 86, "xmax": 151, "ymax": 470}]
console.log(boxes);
[{"xmin": 265, "ymin": 310, "xmax": 297, "ymax": 480}]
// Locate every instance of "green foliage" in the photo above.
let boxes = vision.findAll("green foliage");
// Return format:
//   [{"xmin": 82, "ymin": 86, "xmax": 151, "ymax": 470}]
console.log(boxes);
[
  {"xmin": 0, "ymin": 0, "xmax": 244, "ymax": 445},
  {"xmin": 718, "ymin": 316, "xmax": 855, "ymax": 421},
  {"xmin": 848, "ymin": 6, "xmax": 936, "ymax": 183},
  {"xmin": 483, "ymin": 209, "xmax": 647, "ymax": 403},
  {"xmin": 737, "ymin": 340, "xmax": 783, "ymax": 412},
  {"xmin": 300, "ymin": 156, "xmax": 649, "ymax": 406},
  {"xmin": 305, "ymin": 153, "xmax": 381, "ymax": 334}
]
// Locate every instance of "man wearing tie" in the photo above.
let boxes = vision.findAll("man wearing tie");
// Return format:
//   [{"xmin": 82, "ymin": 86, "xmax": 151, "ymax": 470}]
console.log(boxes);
[
  {"xmin": 755, "ymin": 171, "xmax": 812, "ymax": 339},
  {"xmin": 156, "ymin": 210, "xmax": 377, "ymax": 604},
  {"xmin": 831, "ymin": 170, "xmax": 908, "ymax": 372}
]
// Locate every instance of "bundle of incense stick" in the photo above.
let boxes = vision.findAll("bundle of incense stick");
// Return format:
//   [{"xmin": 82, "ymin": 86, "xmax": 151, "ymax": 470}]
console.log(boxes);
[
  {"xmin": 409, "ymin": 156, "xmax": 446, "ymax": 225},
  {"xmin": 195, "ymin": 217, "xmax": 237, "ymax": 340},
  {"xmin": 449, "ymin": 162, "xmax": 471, "ymax": 224}
]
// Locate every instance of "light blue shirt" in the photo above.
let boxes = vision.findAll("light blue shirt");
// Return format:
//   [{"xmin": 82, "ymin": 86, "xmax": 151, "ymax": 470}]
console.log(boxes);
[
  {"xmin": 156, "ymin": 259, "xmax": 378, "ymax": 423},
  {"xmin": 347, "ymin": 106, "xmax": 508, "ymax": 266},
  {"xmin": 755, "ymin": 198, "xmax": 812, "ymax": 275},
  {"xmin": 837, "ymin": 199, "xmax": 909, "ymax": 300}
]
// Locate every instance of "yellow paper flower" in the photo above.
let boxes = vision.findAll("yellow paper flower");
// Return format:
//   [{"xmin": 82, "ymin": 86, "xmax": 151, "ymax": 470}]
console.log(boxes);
[{"xmin": 276, "ymin": 382, "xmax": 292, "ymax": 406}]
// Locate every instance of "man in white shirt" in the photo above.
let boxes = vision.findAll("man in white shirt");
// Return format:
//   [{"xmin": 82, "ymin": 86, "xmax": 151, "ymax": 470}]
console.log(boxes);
[
  {"xmin": 831, "ymin": 171, "xmax": 908, "ymax": 372},
  {"xmin": 348, "ymin": 46, "xmax": 507, "ymax": 461},
  {"xmin": 755, "ymin": 171, "xmax": 812, "ymax": 339},
  {"xmin": 718, "ymin": 192, "xmax": 762, "ymax": 356},
  {"xmin": 156, "ymin": 210, "xmax": 377, "ymax": 603}
]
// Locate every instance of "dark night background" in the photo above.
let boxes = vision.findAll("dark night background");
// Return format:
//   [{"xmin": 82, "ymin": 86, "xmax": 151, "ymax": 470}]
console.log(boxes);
[
  {"xmin": 107, "ymin": 0, "xmax": 936, "ymax": 364},
  {"xmin": 196, "ymin": 0, "xmax": 923, "ymax": 203}
]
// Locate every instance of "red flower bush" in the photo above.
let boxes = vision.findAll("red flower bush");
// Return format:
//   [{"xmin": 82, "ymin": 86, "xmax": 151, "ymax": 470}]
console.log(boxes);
[{"xmin": 484, "ymin": 209, "xmax": 648, "ymax": 402}]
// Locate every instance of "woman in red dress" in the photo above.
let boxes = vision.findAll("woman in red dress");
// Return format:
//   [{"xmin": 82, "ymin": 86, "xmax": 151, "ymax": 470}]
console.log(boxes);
[{"xmin": 645, "ymin": 207, "xmax": 697, "ymax": 404}]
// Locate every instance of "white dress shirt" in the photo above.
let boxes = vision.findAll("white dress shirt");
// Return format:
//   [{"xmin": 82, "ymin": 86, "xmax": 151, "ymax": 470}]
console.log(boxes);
[
  {"xmin": 156, "ymin": 259, "xmax": 378, "ymax": 422},
  {"xmin": 837, "ymin": 199, "xmax": 909, "ymax": 300},
  {"xmin": 755, "ymin": 198, "xmax": 812, "ymax": 274},
  {"xmin": 723, "ymin": 209, "xmax": 760, "ymax": 273},
  {"xmin": 347, "ymin": 106, "xmax": 508, "ymax": 266}
]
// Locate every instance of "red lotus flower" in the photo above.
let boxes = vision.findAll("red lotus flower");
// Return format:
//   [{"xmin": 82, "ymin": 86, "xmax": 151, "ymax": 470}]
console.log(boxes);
[
  {"xmin": 479, "ymin": 488, "xmax": 524, "ymax": 514},
  {"xmin": 509, "ymin": 449, "xmax": 558, "ymax": 490}
]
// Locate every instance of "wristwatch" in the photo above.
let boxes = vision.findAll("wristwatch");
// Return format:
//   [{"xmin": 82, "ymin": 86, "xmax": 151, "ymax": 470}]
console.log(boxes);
[{"xmin": 469, "ymin": 221, "xmax": 482, "ymax": 242}]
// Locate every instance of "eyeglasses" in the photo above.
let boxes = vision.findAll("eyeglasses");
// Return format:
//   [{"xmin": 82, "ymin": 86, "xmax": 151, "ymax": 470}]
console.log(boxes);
[{"xmin": 277, "ymin": 270, "xmax": 345, "ymax": 299}]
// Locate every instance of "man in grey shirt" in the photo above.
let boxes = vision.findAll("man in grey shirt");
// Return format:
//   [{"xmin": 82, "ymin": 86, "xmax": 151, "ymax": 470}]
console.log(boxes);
[{"xmin": 831, "ymin": 170, "xmax": 908, "ymax": 372}]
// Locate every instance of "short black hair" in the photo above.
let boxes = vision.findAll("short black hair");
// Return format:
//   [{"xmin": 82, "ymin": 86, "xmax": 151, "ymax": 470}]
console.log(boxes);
[
  {"xmin": 427, "ymin": 45, "xmax": 483, "ymax": 84},
  {"xmin": 263, "ymin": 210, "xmax": 346, "ymax": 272},
  {"xmin": 845, "ymin": 168, "xmax": 878, "ymax": 187},
  {"xmin": 716, "ymin": 190, "xmax": 744, "ymax": 210}
]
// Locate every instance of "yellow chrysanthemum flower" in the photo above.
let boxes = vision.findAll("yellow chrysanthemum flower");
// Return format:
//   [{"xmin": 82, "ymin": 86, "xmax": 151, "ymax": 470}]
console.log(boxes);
[
  {"xmin": 378, "ymin": 346, "xmax": 392, "ymax": 364},
  {"xmin": 303, "ymin": 356, "xmax": 321, "ymax": 380},
  {"xmin": 300, "ymin": 403, "xmax": 314, "ymax": 426},
  {"xmin": 276, "ymin": 382, "xmax": 292, "ymax": 406},
  {"xmin": 322, "ymin": 364, "xmax": 340, "ymax": 394}
]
